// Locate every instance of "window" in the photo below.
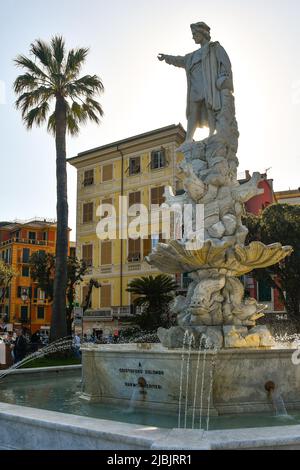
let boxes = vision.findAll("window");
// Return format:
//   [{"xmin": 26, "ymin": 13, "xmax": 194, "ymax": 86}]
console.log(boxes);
[
  {"xmin": 43, "ymin": 231, "xmax": 48, "ymax": 241},
  {"xmin": 100, "ymin": 285, "xmax": 111, "ymax": 308},
  {"xmin": 22, "ymin": 248, "xmax": 30, "ymax": 263},
  {"xmin": 83, "ymin": 169, "xmax": 94, "ymax": 186},
  {"xmin": 102, "ymin": 164, "xmax": 113, "ymax": 182},
  {"xmin": 258, "ymin": 280, "xmax": 272, "ymax": 302},
  {"xmin": 82, "ymin": 244, "xmax": 93, "ymax": 267},
  {"xmin": 151, "ymin": 187, "xmax": 165, "ymax": 206},
  {"xmin": 18, "ymin": 286, "xmax": 31, "ymax": 299},
  {"xmin": 143, "ymin": 237, "xmax": 152, "ymax": 257},
  {"xmin": 128, "ymin": 238, "xmax": 141, "ymax": 262},
  {"xmin": 20, "ymin": 306, "xmax": 28, "ymax": 322},
  {"xmin": 83, "ymin": 202, "xmax": 94, "ymax": 223},
  {"xmin": 151, "ymin": 149, "xmax": 166, "ymax": 170},
  {"xmin": 37, "ymin": 306, "xmax": 45, "ymax": 320},
  {"xmin": 22, "ymin": 266, "xmax": 30, "ymax": 277},
  {"xmin": 28, "ymin": 231, "xmax": 36, "ymax": 242},
  {"xmin": 129, "ymin": 191, "xmax": 141, "ymax": 207},
  {"xmin": 129, "ymin": 157, "xmax": 141, "ymax": 176},
  {"xmin": 38, "ymin": 289, "xmax": 45, "ymax": 301},
  {"xmin": 101, "ymin": 241, "xmax": 112, "ymax": 265}
]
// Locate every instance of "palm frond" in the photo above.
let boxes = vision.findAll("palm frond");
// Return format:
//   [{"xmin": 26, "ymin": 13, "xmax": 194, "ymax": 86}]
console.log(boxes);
[
  {"xmin": 65, "ymin": 48, "xmax": 89, "ymax": 78},
  {"xmin": 14, "ymin": 55, "xmax": 49, "ymax": 80},
  {"xmin": 30, "ymin": 39, "xmax": 53, "ymax": 70},
  {"xmin": 51, "ymin": 36, "xmax": 65, "ymax": 66},
  {"xmin": 16, "ymin": 87, "xmax": 53, "ymax": 117},
  {"xmin": 14, "ymin": 73, "xmax": 40, "ymax": 93},
  {"xmin": 47, "ymin": 111, "xmax": 56, "ymax": 135},
  {"xmin": 24, "ymin": 102, "xmax": 50, "ymax": 128}
]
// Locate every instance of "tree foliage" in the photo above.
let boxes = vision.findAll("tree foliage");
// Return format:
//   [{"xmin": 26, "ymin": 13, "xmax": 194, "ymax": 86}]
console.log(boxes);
[
  {"xmin": 126, "ymin": 275, "xmax": 177, "ymax": 331},
  {"xmin": 0, "ymin": 261, "xmax": 15, "ymax": 306},
  {"xmin": 243, "ymin": 204, "xmax": 300, "ymax": 319},
  {"xmin": 30, "ymin": 252, "xmax": 87, "ymax": 334}
]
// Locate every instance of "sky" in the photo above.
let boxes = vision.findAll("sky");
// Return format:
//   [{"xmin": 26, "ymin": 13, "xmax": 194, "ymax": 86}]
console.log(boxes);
[{"xmin": 1, "ymin": 0, "xmax": 300, "ymax": 239}]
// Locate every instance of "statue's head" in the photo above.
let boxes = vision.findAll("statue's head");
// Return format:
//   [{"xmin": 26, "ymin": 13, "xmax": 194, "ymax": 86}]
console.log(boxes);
[{"xmin": 190, "ymin": 22, "xmax": 211, "ymax": 44}]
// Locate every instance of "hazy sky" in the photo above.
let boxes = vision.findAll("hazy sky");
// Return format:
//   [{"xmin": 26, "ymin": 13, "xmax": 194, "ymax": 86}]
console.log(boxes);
[{"xmin": 1, "ymin": 0, "xmax": 300, "ymax": 238}]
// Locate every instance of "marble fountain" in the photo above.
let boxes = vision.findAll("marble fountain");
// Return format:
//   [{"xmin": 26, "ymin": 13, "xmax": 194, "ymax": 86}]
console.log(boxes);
[
  {"xmin": 1, "ymin": 21, "xmax": 300, "ymax": 450},
  {"xmin": 80, "ymin": 21, "xmax": 300, "ymax": 444}
]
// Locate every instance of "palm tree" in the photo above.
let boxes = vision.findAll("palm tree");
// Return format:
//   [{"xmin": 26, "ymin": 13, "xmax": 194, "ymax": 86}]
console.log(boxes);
[
  {"xmin": 14, "ymin": 36, "xmax": 104, "ymax": 340},
  {"xmin": 127, "ymin": 275, "xmax": 177, "ymax": 331}
]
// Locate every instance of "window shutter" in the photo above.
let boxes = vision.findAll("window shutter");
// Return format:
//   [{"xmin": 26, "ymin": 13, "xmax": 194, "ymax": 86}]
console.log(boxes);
[
  {"xmin": 129, "ymin": 191, "xmax": 141, "ymax": 206},
  {"xmin": 128, "ymin": 239, "xmax": 141, "ymax": 261},
  {"xmin": 102, "ymin": 164, "xmax": 113, "ymax": 182},
  {"xmin": 143, "ymin": 237, "xmax": 152, "ymax": 257},
  {"xmin": 82, "ymin": 245, "xmax": 93, "ymax": 266},
  {"xmin": 100, "ymin": 285, "xmax": 111, "ymax": 308},
  {"xmin": 83, "ymin": 203, "xmax": 94, "ymax": 223},
  {"xmin": 101, "ymin": 241, "xmax": 112, "ymax": 265}
]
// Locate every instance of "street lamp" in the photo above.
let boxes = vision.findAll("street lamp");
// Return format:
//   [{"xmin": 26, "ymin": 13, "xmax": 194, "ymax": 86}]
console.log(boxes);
[{"xmin": 21, "ymin": 289, "xmax": 31, "ymax": 334}]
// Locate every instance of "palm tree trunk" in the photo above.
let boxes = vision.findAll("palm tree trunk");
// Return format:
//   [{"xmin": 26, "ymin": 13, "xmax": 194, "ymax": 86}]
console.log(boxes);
[{"xmin": 51, "ymin": 96, "xmax": 68, "ymax": 341}]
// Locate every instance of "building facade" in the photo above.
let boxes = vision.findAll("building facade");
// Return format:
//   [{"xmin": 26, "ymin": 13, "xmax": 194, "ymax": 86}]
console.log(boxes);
[
  {"xmin": 0, "ymin": 219, "xmax": 69, "ymax": 334},
  {"xmin": 69, "ymin": 124, "xmax": 186, "ymax": 335},
  {"xmin": 275, "ymin": 188, "xmax": 300, "ymax": 205}
]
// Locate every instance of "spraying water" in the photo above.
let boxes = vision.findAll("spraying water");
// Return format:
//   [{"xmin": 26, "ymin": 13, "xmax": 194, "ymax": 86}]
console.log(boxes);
[
  {"xmin": 191, "ymin": 335, "xmax": 207, "ymax": 429},
  {"xmin": 199, "ymin": 337, "xmax": 208, "ymax": 430},
  {"xmin": 178, "ymin": 330, "xmax": 190, "ymax": 429},
  {"xmin": 0, "ymin": 337, "xmax": 73, "ymax": 381},
  {"xmin": 184, "ymin": 333, "xmax": 195, "ymax": 428},
  {"xmin": 206, "ymin": 348, "xmax": 218, "ymax": 431}
]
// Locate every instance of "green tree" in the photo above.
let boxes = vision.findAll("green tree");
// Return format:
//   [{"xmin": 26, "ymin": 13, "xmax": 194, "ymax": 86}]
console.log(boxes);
[
  {"xmin": 0, "ymin": 260, "xmax": 15, "ymax": 313},
  {"xmin": 30, "ymin": 251, "xmax": 55, "ymax": 300},
  {"xmin": 243, "ymin": 204, "xmax": 300, "ymax": 319},
  {"xmin": 30, "ymin": 252, "xmax": 87, "ymax": 335},
  {"xmin": 66, "ymin": 255, "xmax": 87, "ymax": 335},
  {"xmin": 127, "ymin": 275, "xmax": 177, "ymax": 331},
  {"xmin": 14, "ymin": 36, "xmax": 104, "ymax": 340}
]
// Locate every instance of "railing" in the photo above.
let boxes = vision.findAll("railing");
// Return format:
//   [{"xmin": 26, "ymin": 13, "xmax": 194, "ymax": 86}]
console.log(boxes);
[
  {"xmin": 10, "ymin": 218, "xmax": 56, "ymax": 225},
  {"xmin": 111, "ymin": 306, "xmax": 131, "ymax": 317},
  {"xmin": 84, "ymin": 309, "xmax": 113, "ymax": 320},
  {"xmin": 0, "ymin": 238, "xmax": 55, "ymax": 248}
]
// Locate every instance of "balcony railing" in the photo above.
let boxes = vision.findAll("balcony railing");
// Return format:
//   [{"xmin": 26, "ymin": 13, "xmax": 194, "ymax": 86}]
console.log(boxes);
[
  {"xmin": 84, "ymin": 309, "xmax": 113, "ymax": 321},
  {"xmin": 0, "ymin": 238, "xmax": 55, "ymax": 248}
]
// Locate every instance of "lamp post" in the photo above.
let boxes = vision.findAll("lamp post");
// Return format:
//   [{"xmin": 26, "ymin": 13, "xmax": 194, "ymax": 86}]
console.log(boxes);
[{"xmin": 21, "ymin": 289, "xmax": 31, "ymax": 335}]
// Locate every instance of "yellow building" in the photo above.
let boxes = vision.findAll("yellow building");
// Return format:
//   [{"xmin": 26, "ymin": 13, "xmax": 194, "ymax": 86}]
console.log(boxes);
[
  {"xmin": 68, "ymin": 124, "xmax": 186, "ymax": 334},
  {"xmin": 275, "ymin": 188, "xmax": 300, "ymax": 205}
]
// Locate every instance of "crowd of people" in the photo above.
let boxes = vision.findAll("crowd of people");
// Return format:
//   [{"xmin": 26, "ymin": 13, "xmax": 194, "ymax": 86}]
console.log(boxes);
[
  {"xmin": 0, "ymin": 328, "xmax": 49, "ymax": 365},
  {"xmin": 0, "ymin": 327, "xmax": 120, "ymax": 366}
]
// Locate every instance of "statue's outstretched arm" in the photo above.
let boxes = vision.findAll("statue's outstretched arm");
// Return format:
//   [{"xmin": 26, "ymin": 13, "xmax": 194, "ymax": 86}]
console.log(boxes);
[{"xmin": 158, "ymin": 54, "xmax": 185, "ymax": 68}]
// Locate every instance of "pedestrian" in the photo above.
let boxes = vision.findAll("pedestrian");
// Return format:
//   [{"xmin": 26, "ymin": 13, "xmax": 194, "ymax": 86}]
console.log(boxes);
[
  {"xmin": 113, "ymin": 329, "xmax": 119, "ymax": 344},
  {"xmin": 30, "ymin": 330, "xmax": 41, "ymax": 352},
  {"xmin": 12, "ymin": 329, "xmax": 28, "ymax": 364},
  {"xmin": 73, "ymin": 333, "xmax": 81, "ymax": 359}
]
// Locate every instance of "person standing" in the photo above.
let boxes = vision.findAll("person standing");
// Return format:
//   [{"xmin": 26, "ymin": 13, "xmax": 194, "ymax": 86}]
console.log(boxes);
[
  {"xmin": 73, "ymin": 333, "xmax": 81, "ymax": 359},
  {"xmin": 12, "ymin": 329, "xmax": 28, "ymax": 364}
]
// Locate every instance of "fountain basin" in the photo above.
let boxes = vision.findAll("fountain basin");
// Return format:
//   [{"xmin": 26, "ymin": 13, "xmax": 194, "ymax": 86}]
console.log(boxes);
[
  {"xmin": 81, "ymin": 344, "xmax": 300, "ymax": 415},
  {"xmin": 1, "ymin": 366, "xmax": 300, "ymax": 449}
]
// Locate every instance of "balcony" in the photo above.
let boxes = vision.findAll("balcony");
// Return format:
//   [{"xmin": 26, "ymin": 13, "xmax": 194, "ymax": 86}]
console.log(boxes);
[
  {"xmin": 0, "ymin": 238, "xmax": 54, "ymax": 248},
  {"xmin": 83, "ymin": 309, "xmax": 113, "ymax": 321}
]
